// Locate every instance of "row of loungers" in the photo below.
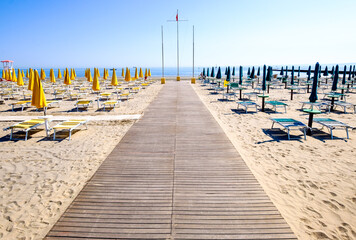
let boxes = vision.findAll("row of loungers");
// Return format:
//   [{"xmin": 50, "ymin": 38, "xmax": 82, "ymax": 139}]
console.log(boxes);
[
  {"xmin": 271, "ymin": 118, "xmax": 353, "ymax": 140},
  {"xmin": 3, "ymin": 119, "xmax": 88, "ymax": 141}
]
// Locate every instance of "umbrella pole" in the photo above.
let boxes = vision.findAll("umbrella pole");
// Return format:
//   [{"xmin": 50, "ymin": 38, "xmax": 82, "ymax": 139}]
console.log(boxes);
[{"xmin": 307, "ymin": 113, "xmax": 314, "ymax": 136}]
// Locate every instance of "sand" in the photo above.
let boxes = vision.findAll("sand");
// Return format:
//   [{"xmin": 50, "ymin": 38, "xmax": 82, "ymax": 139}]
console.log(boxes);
[
  {"xmin": 0, "ymin": 78, "xmax": 163, "ymax": 239},
  {"xmin": 192, "ymin": 78, "xmax": 356, "ymax": 240}
]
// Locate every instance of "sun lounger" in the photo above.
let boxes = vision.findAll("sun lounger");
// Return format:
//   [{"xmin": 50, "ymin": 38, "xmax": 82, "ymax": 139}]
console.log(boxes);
[
  {"xmin": 3, "ymin": 118, "xmax": 51, "ymax": 140},
  {"xmin": 265, "ymin": 101, "xmax": 288, "ymax": 113},
  {"xmin": 9, "ymin": 100, "xmax": 32, "ymax": 111},
  {"xmin": 100, "ymin": 92, "xmax": 112, "ymax": 100},
  {"xmin": 270, "ymin": 118, "xmax": 307, "ymax": 140},
  {"xmin": 101, "ymin": 100, "xmax": 120, "ymax": 111},
  {"xmin": 333, "ymin": 101, "xmax": 356, "ymax": 114},
  {"xmin": 236, "ymin": 101, "xmax": 259, "ymax": 113},
  {"xmin": 130, "ymin": 87, "xmax": 141, "ymax": 93},
  {"xmin": 301, "ymin": 101, "xmax": 331, "ymax": 113},
  {"xmin": 243, "ymin": 92, "xmax": 258, "ymax": 100},
  {"xmin": 313, "ymin": 118, "xmax": 352, "ymax": 139},
  {"xmin": 119, "ymin": 93, "xmax": 132, "ymax": 101},
  {"xmin": 75, "ymin": 100, "xmax": 93, "ymax": 111},
  {"xmin": 52, "ymin": 119, "xmax": 88, "ymax": 140}
]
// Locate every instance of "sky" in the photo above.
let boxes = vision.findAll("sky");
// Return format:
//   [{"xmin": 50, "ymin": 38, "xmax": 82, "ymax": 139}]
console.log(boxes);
[{"xmin": 1, "ymin": 0, "xmax": 356, "ymax": 69}]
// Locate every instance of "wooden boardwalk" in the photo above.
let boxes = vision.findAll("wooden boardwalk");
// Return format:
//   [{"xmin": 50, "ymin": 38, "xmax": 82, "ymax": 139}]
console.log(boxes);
[{"xmin": 45, "ymin": 81, "xmax": 297, "ymax": 239}]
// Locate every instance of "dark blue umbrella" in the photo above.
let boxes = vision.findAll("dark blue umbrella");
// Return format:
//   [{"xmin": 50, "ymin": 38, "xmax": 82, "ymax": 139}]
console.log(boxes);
[
  {"xmin": 224, "ymin": 67, "xmax": 227, "ymax": 75},
  {"xmin": 324, "ymin": 66, "xmax": 328, "ymax": 76},
  {"xmin": 211, "ymin": 67, "xmax": 215, "ymax": 77},
  {"xmin": 309, "ymin": 62, "xmax": 320, "ymax": 103},
  {"xmin": 319, "ymin": 65, "xmax": 321, "ymax": 78},
  {"xmin": 250, "ymin": 66, "xmax": 255, "ymax": 79},
  {"xmin": 262, "ymin": 65, "xmax": 266, "ymax": 91},
  {"xmin": 349, "ymin": 65, "xmax": 352, "ymax": 80},
  {"xmin": 268, "ymin": 66, "xmax": 273, "ymax": 80},
  {"xmin": 331, "ymin": 65, "xmax": 339, "ymax": 91},
  {"xmin": 352, "ymin": 65, "xmax": 356, "ymax": 78},
  {"xmin": 257, "ymin": 67, "xmax": 260, "ymax": 76},
  {"xmin": 298, "ymin": 66, "xmax": 300, "ymax": 77},
  {"xmin": 291, "ymin": 66, "xmax": 295, "ymax": 85},
  {"xmin": 207, "ymin": 68, "xmax": 210, "ymax": 78},
  {"xmin": 226, "ymin": 66, "xmax": 231, "ymax": 81},
  {"xmin": 202, "ymin": 68, "xmax": 206, "ymax": 77},
  {"xmin": 232, "ymin": 67, "xmax": 235, "ymax": 76},
  {"xmin": 280, "ymin": 66, "xmax": 284, "ymax": 76},
  {"xmin": 307, "ymin": 65, "xmax": 311, "ymax": 81},
  {"xmin": 239, "ymin": 66, "xmax": 243, "ymax": 85},
  {"xmin": 342, "ymin": 65, "xmax": 346, "ymax": 85},
  {"xmin": 216, "ymin": 67, "xmax": 221, "ymax": 79},
  {"xmin": 247, "ymin": 67, "xmax": 250, "ymax": 76},
  {"xmin": 285, "ymin": 66, "xmax": 288, "ymax": 77}
]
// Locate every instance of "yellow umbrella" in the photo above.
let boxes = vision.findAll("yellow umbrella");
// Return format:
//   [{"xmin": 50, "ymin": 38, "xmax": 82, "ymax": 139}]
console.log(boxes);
[
  {"xmin": 28, "ymin": 69, "xmax": 34, "ymax": 90},
  {"xmin": 111, "ymin": 68, "xmax": 118, "ymax": 86},
  {"xmin": 22, "ymin": 70, "xmax": 25, "ymax": 78},
  {"xmin": 57, "ymin": 69, "xmax": 62, "ymax": 79},
  {"xmin": 85, "ymin": 68, "xmax": 88, "ymax": 78},
  {"xmin": 124, "ymin": 67, "xmax": 131, "ymax": 82},
  {"xmin": 41, "ymin": 68, "xmax": 46, "ymax": 80},
  {"xmin": 106, "ymin": 68, "xmax": 109, "ymax": 79},
  {"xmin": 1, "ymin": 69, "xmax": 5, "ymax": 79},
  {"xmin": 148, "ymin": 69, "xmax": 151, "ymax": 77},
  {"xmin": 50, "ymin": 68, "xmax": 56, "ymax": 83},
  {"xmin": 121, "ymin": 68, "xmax": 124, "ymax": 77},
  {"xmin": 8, "ymin": 69, "xmax": 12, "ymax": 81},
  {"xmin": 144, "ymin": 68, "xmax": 148, "ymax": 79},
  {"xmin": 31, "ymin": 70, "xmax": 47, "ymax": 109},
  {"xmin": 73, "ymin": 68, "xmax": 76, "ymax": 78},
  {"xmin": 64, "ymin": 68, "xmax": 71, "ymax": 85},
  {"xmin": 92, "ymin": 68, "xmax": 100, "ymax": 91},
  {"xmin": 134, "ymin": 68, "xmax": 138, "ymax": 80},
  {"xmin": 97, "ymin": 68, "xmax": 101, "ymax": 78},
  {"xmin": 17, "ymin": 69, "xmax": 24, "ymax": 86},
  {"xmin": 139, "ymin": 68, "xmax": 143, "ymax": 78},
  {"xmin": 87, "ymin": 69, "xmax": 93, "ymax": 82},
  {"xmin": 70, "ymin": 68, "xmax": 75, "ymax": 80},
  {"xmin": 103, "ymin": 68, "xmax": 107, "ymax": 80},
  {"xmin": 12, "ymin": 69, "xmax": 17, "ymax": 82},
  {"xmin": 26, "ymin": 69, "xmax": 29, "ymax": 78}
]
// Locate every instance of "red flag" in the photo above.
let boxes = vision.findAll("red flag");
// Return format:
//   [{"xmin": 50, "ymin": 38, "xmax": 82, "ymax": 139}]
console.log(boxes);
[{"xmin": 176, "ymin": 13, "xmax": 178, "ymax": 21}]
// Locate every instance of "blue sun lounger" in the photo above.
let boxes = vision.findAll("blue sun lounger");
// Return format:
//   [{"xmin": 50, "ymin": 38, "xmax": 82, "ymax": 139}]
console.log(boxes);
[
  {"xmin": 236, "ymin": 101, "xmax": 258, "ymax": 113},
  {"xmin": 265, "ymin": 101, "xmax": 288, "ymax": 113},
  {"xmin": 270, "ymin": 118, "xmax": 307, "ymax": 140},
  {"xmin": 313, "ymin": 118, "xmax": 352, "ymax": 139}
]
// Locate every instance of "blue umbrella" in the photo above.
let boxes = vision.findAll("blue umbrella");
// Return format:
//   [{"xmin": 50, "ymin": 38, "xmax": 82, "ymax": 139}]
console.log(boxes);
[
  {"xmin": 262, "ymin": 65, "xmax": 266, "ymax": 91},
  {"xmin": 232, "ymin": 67, "xmax": 235, "ymax": 76},
  {"xmin": 331, "ymin": 65, "xmax": 339, "ymax": 91},
  {"xmin": 348, "ymin": 65, "xmax": 352, "ymax": 80},
  {"xmin": 307, "ymin": 65, "xmax": 311, "ymax": 81},
  {"xmin": 331, "ymin": 66, "xmax": 335, "ymax": 76},
  {"xmin": 280, "ymin": 66, "xmax": 284, "ymax": 76},
  {"xmin": 211, "ymin": 67, "xmax": 215, "ymax": 77},
  {"xmin": 285, "ymin": 66, "xmax": 288, "ymax": 77},
  {"xmin": 216, "ymin": 67, "xmax": 221, "ymax": 79},
  {"xmin": 247, "ymin": 67, "xmax": 251, "ymax": 76},
  {"xmin": 342, "ymin": 65, "xmax": 347, "ymax": 85},
  {"xmin": 250, "ymin": 66, "xmax": 255, "ymax": 79},
  {"xmin": 207, "ymin": 68, "xmax": 210, "ymax": 78},
  {"xmin": 226, "ymin": 66, "xmax": 231, "ymax": 81},
  {"xmin": 319, "ymin": 65, "xmax": 322, "ymax": 78},
  {"xmin": 257, "ymin": 67, "xmax": 260, "ymax": 76},
  {"xmin": 224, "ymin": 67, "xmax": 227, "ymax": 75},
  {"xmin": 324, "ymin": 66, "xmax": 328, "ymax": 76},
  {"xmin": 309, "ymin": 62, "xmax": 319, "ymax": 103},
  {"xmin": 239, "ymin": 66, "xmax": 243, "ymax": 85},
  {"xmin": 291, "ymin": 66, "xmax": 295, "ymax": 85},
  {"xmin": 352, "ymin": 65, "xmax": 355, "ymax": 78},
  {"xmin": 268, "ymin": 66, "xmax": 273, "ymax": 80},
  {"xmin": 298, "ymin": 66, "xmax": 300, "ymax": 77},
  {"xmin": 202, "ymin": 68, "xmax": 206, "ymax": 77}
]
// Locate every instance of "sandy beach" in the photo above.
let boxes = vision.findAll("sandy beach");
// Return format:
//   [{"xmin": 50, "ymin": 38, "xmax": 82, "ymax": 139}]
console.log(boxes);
[
  {"xmin": 192, "ymin": 78, "xmax": 356, "ymax": 240},
  {"xmin": 0, "ymin": 77, "xmax": 163, "ymax": 239}
]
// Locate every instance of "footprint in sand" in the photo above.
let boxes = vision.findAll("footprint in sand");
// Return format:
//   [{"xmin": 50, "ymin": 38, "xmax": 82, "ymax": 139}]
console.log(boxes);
[
  {"xmin": 330, "ymin": 199, "xmax": 345, "ymax": 209},
  {"xmin": 330, "ymin": 192, "xmax": 337, "ymax": 197},
  {"xmin": 312, "ymin": 231, "xmax": 330, "ymax": 239},
  {"xmin": 322, "ymin": 200, "xmax": 339, "ymax": 210},
  {"xmin": 306, "ymin": 180, "xmax": 319, "ymax": 189}
]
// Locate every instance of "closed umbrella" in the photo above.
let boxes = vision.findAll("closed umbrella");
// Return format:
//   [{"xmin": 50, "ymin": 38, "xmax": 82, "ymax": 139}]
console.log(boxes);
[
  {"xmin": 207, "ymin": 68, "xmax": 210, "ymax": 78},
  {"xmin": 31, "ymin": 70, "xmax": 47, "ymax": 109},
  {"xmin": 232, "ymin": 67, "xmax": 235, "ymax": 76},
  {"xmin": 122, "ymin": 68, "xmax": 125, "ymax": 77},
  {"xmin": 87, "ymin": 69, "xmax": 93, "ymax": 82},
  {"xmin": 331, "ymin": 66, "xmax": 335, "ymax": 76},
  {"xmin": 148, "ymin": 69, "xmax": 151, "ymax": 77},
  {"xmin": 239, "ymin": 66, "xmax": 243, "ymax": 85},
  {"xmin": 26, "ymin": 69, "xmax": 29, "ymax": 78},
  {"xmin": 342, "ymin": 65, "xmax": 346, "ymax": 85},
  {"xmin": 111, "ymin": 68, "xmax": 118, "ymax": 86},
  {"xmin": 41, "ymin": 68, "xmax": 46, "ymax": 80},
  {"xmin": 257, "ymin": 66, "xmax": 260, "ymax": 77},
  {"xmin": 298, "ymin": 66, "xmax": 300, "ymax": 77},
  {"xmin": 139, "ymin": 68, "xmax": 143, "ymax": 78},
  {"xmin": 64, "ymin": 68, "xmax": 71, "ymax": 85},
  {"xmin": 70, "ymin": 68, "xmax": 75, "ymax": 80},
  {"xmin": 319, "ymin": 65, "xmax": 322, "ymax": 78},
  {"xmin": 331, "ymin": 65, "xmax": 339, "ymax": 91},
  {"xmin": 92, "ymin": 68, "xmax": 100, "ymax": 91},
  {"xmin": 309, "ymin": 62, "xmax": 319, "ymax": 103},
  {"xmin": 58, "ymin": 69, "xmax": 62, "ymax": 79},
  {"xmin": 280, "ymin": 66, "xmax": 284, "ymax": 76},
  {"xmin": 291, "ymin": 66, "xmax": 295, "ymax": 85},
  {"xmin": 307, "ymin": 66, "xmax": 311, "ymax": 81},
  {"xmin": 50, "ymin": 68, "xmax": 56, "ymax": 83},
  {"xmin": 28, "ymin": 69, "xmax": 34, "ymax": 90},
  {"xmin": 247, "ymin": 67, "xmax": 250, "ymax": 76},
  {"xmin": 262, "ymin": 65, "xmax": 266, "ymax": 92},
  {"xmin": 203, "ymin": 68, "xmax": 206, "ymax": 77},
  {"xmin": 216, "ymin": 67, "xmax": 221, "ymax": 79},
  {"xmin": 125, "ymin": 67, "xmax": 131, "ymax": 82},
  {"xmin": 2, "ymin": 69, "xmax": 6, "ymax": 79},
  {"xmin": 210, "ymin": 67, "xmax": 215, "ymax": 77},
  {"xmin": 285, "ymin": 66, "xmax": 288, "ymax": 77},
  {"xmin": 352, "ymin": 65, "xmax": 355, "ymax": 78},
  {"xmin": 324, "ymin": 66, "xmax": 328, "ymax": 76},
  {"xmin": 17, "ymin": 69, "xmax": 24, "ymax": 86},
  {"xmin": 134, "ymin": 68, "xmax": 138, "ymax": 80},
  {"xmin": 348, "ymin": 65, "xmax": 352, "ymax": 80},
  {"xmin": 250, "ymin": 66, "xmax": 255, "ymax": 79},
  {"xmin": 12, "ymin": 68, "xmax": 17, "ymax": 82},
  {"xmin": 22, "ymin": 70, "xmax": 25, "ymax": 78},
  {"xmin": 226, "ymin": 66, "xmax": 231, "ymax": 82},
  {"xmin": 103, "ymin": 68, "xmax": 107, "ymax": 80}
]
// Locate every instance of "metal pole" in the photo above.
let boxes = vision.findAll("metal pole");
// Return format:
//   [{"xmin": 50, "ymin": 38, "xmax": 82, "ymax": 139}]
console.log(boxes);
[
  {"xmin": 177, "ymin": 9, "xmax": 179, "ymax": 77},
  {"xmin": 192, "ymin": 25, "xmax": 194, "ymax": 78},
  {"xmin": 161, "ymin": 25, "xmax": 164, "ymax": 78}
]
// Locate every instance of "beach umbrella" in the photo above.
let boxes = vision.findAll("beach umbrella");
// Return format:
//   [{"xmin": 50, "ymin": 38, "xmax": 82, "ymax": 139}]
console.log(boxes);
[
  {"xmin": 342, "ymin": 65, "xmax": 347, "ymax": 85},
  {"xmin": 211, "ymin": 67, "xmax": 215, "ymax": 77},
  {"xmin": 25, "ymin": 69, "xmax": 29, "ymax": 78},
  {"xmin": 331, "ymin": 65, "xmax": 339, "ymax": 91},
  {"xmin": 12, "ymin": 68, "xmax": 17, "ymax": 82},
  {"xmin": 87, "ymin": 69, "xmax": 92, "ymax": 82},
  {"xmin": 309, "ymin": 62, "xmax": 320, "ymax": 103},
  {"xmin": 28, "ymin": 69, "xmax": 34, "ymax": 90},
  {"xmin": 111, "ymin": 68, "xmax": 118, "ymax": 86},
  {"xmin": 2, "ymin": 69, "xmax": 5, "ymax": 79},
  {"xmin": 144, "ymin": 68, "xmax": 148, "ymax": 78},
  {"xmin": 257, "ymin": 67, "xmax": 260, "ymax": 76},
  {"xmin": 148, "ymin": 69, "xmax": 151, "ymax": 76},
  {"xmin": 139, "ymin": 68, "xmax": 143, "ymax": 78},
  {"xmin": 134, "ymin": 68, "xmax": 138, "ymax": 80},
  {"xmin": 57, "ymin": 69, "xmax": 62, "ymax": 79},
  {"xmin": 64, "ymin": 68, "xmax": 71, "ymax": 85},
  {"xmin": 97, "ymin": 68, "xmax": 101, "ymax": 78},
  {"xmin": 50, "ymin": 69, "xmax": 56, "ymax": 83},
  {"xmin": 122, "ymin": 68, "xmax": 125, "ymax": 77},
  {"xmin": 267, "ymin": 66, "xmax": 272, "ymax": 81},
  {"xmin": 285, "ymin": 66, "xmax": 288, "ymax": 77},
  {"xmin": 125, "ymin": 67, "xmax": 131, "ymax": 82},
  {"xmin": 17, "ymin": 69, "xmax": 24, "ymax": 86},
  {"xmin": 216, "ymin": 67, "xmax": 221, "ymax": 79},
  {"xmin": 239, "ymin": 66, "xmax": 243, "ymax": 85},
  {"xmin": 22, "ymin": 70, "xmax": 25, "ymax": 78},
  {"xmin": 207, "ymin": 68, "xmax": 210, "ymax": 78},
  {"xmin": 262, "ymin": 65, "xmax": 266, "ymax": 91},
  {"xmin": 331, "ymin": 66, "xmax": 335, "ymax": 76},
  {"xmin": 31, "ymin": 70, "xmax": 47, "ymax": 110},
  {"xmin": 203, "ymin": 68, "xmax": 206, "ymax": 77},
  {"xmin": 318, "ymin": 65, "xmax": 322, "ymax": 78},
  {"xmin": 348, "ymin": 65, "xmax": 352, "ymax": 80},
  {"xmin": 226, "ymin": 66, "xmax": 231, "ymax": 81},
  {"xmin": 224, "ymin": 67, "xmax": 227, "ymax": 75},
  {"xmin": 40, "ymin": 68, "xmax": 46, "ymax": 80},
  {"xmin": 352, "ymin": 65, "xmax": 355, "ymax": 78},
  {"xmin": 102, "ymin": 68, "xmax": 107, "ymax": 80},
  {"xmin": 324, "ymin": 66, "xmax": 328, "ymax": 76},
  {"xmin": 7, "ymin": 69, "xmax": 12, "ymax": 81},
  {"xmin": 73, "ymin": 68, "xmax": 76, "ymax": 78},
  {"xmin": 70, "ymin": 68, "xmax": 75, "ymax": 80},
  {"xmin": 250, "ymin": 66, "xmax": 255, "ymax": 79},
  {"xmin": 291, "ymin": 66, "xmax": 295, "ymax": 85},
  {"xmin": 298, "ymin": 66, "xmax": 300, "ymax": 77},
  {"xmin": 232, "ymin": 67, "xmax": 235, "ymax": 76},
  {"xmin": 307, "ymin": 66, "xmax": 311, "ymax": 81},
  {"xmin": 247, "ymin": 67, "xmax": 250, "ymax": 76},
  {"xmin": 280, "ymin": 66, "xmax": 284, "ymax": 76},
  {"xmin": 92, "ymin": 68, "xmax": 100, "ymax": 91}
]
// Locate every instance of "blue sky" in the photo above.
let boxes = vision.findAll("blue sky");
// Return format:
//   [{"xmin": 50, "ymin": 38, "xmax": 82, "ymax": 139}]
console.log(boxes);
[{"xmin": 1, "ymin": 0, "xmax": 355, "ymax": 68}]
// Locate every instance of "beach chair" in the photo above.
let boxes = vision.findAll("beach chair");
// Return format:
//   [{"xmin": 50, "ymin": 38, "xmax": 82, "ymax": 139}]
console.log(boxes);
[
  {"xmin": 236, "ymin": 101, "xmax": 259, "ymax": 113},
  {"xmin": 101, "ymin": 100, "xmax": 120, "ymax": 111},
  {"xmin": 333, "ymin": 101, "xmax": 356, "ymax": 114},
  {"xmin": 100, "ymin": 92, "xmax": 112, "ymax": 100},
  {"xmin": 3, "ymin": 118, "xmax": 51, "ymax": 140},
  {"xmin": 270, "ymin": 118, "xmax": 307, "ymax": 140},
  {"xmin": 74, "ymin": 99, "xmax": 93, "ymax": 111},
  {"xmin": 9, "ymin": 100, "xmax": 32, "ymax": 111},
  {"xmin": 301, "ymin": 101, "xmax": 331, "ymax": 113},
  {"xmin": 52, "ymin": 119, "xmax": 88, "ymax": 140},
  {"xmin": 265, "ymin": 101, "xmax": 288, "ymax": 113},
  {"xmin": 243, "ymin": 92, "xmax": 258, "ymax": 100},
  {"xmin": 119, "ymin": 93, "xmax": 132, "ymax": 101},
  {"xmin": 313, "ymin": 118, "xmax": 352, "ymax": 139}
]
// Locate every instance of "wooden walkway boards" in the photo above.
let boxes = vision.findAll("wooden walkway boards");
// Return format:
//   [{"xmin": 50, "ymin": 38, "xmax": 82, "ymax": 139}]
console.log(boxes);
[{"xmin": 45, "ymin": 81, "xmax": 297, "ymax": 239}]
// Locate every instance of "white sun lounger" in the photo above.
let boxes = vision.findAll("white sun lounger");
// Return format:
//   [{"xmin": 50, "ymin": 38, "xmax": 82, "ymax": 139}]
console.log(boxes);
[
  {"xmin": 101, "ymin": 100, "xmax": 120, "ymax": 111},
  {"xmin": 52, "ymin": 119, "xmax": 88, "ymax": 140},
  {"xmin": 313, "ymin": 118, "xmax": 352, "ymax": 139},
  {"xmin": 3, "ymin": 118, "xmax": 51, "ymax": 140},
  {"xmin": 236, "ymin": 101, "xmax": 259, "ymax": 113},
  {"xmin": 333, "ymin": 101, "xmax": 356, "ymax": 114},
  {"xmin": 270, "ymin": 118, "xmax": 307, "ymax": 140},
  {"xmin": 9, "ymin": 100, "xmax": 32, "ymax": 111}
]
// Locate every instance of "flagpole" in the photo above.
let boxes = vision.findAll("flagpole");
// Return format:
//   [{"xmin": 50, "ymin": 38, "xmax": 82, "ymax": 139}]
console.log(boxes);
[
  {"xmin": 161, "ymin": 25, "xmax": 164, "ymax": 78},
  {"xmin": 177, "ymin": 9, "xmax": 179, "ymax": 79},
  {"xmin": 192, "ymin": 25, "xmax": 194, "ymax": 78}
]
